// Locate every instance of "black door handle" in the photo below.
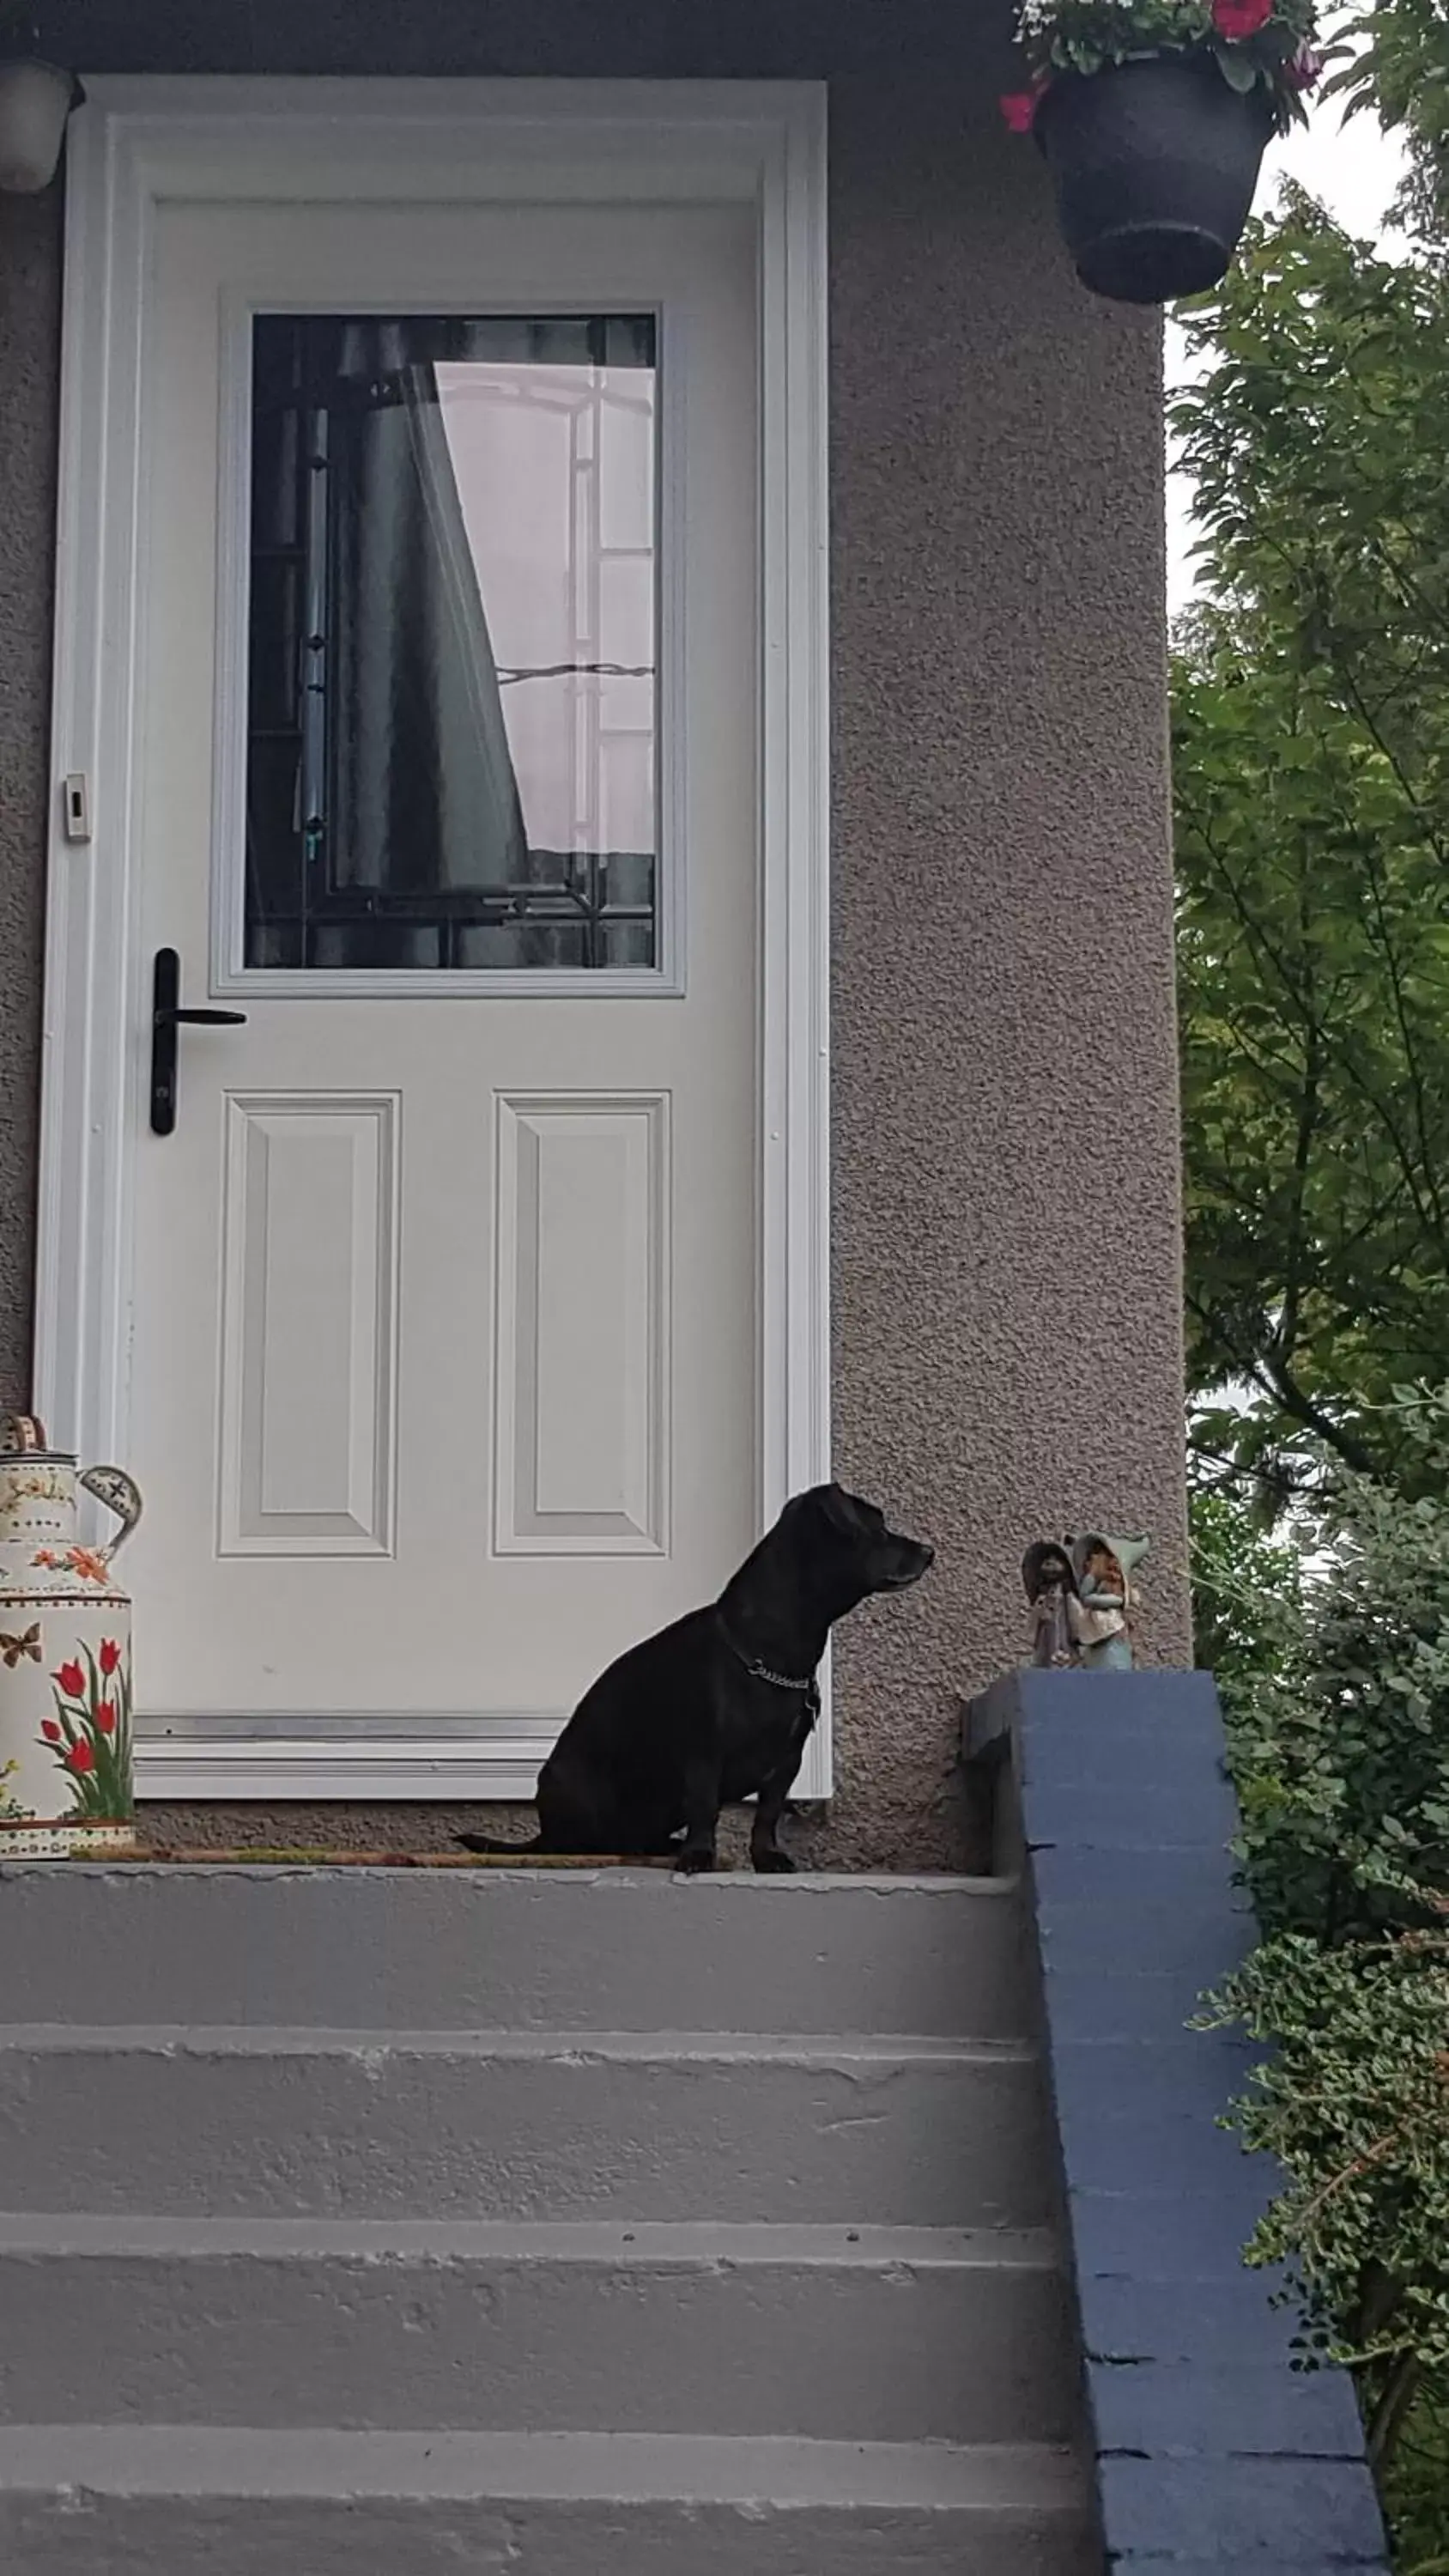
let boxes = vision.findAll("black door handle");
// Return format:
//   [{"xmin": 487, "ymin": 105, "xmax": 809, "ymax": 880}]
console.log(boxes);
[{"xmin": 150, "ymin": 947, "xmax": 247, "ymax": 1135}]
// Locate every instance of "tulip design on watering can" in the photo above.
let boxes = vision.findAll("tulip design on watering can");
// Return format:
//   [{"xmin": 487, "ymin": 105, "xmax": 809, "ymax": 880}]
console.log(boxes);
[{"xmin": 0, "ymin": 1413, "xmax": 142, "ymax": 1855}]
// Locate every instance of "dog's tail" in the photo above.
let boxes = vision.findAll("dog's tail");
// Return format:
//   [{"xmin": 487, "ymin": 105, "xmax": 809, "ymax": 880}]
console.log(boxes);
[{"xmin": 455, "ymin": 1827, "xmax": 546, "ymax": 1856}]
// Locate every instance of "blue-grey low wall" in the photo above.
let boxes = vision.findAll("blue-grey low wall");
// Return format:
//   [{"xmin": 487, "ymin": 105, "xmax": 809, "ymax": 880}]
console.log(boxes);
[{"xmin": 966, "ymin": 1667, "xmax": 1391, "ymax": 2573}]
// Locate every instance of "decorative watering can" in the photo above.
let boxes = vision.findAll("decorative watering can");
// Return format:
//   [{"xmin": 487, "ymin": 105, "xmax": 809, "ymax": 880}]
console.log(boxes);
[{"xmin": 0, "ymin": 1413, "xmax": 142, "ymax": 1856}]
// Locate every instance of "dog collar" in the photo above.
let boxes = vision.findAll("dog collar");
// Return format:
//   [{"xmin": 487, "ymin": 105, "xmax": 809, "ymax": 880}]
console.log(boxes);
[{"xmin": 720, "ymin": 1624, "xmax": 821, "ymax": 1707}]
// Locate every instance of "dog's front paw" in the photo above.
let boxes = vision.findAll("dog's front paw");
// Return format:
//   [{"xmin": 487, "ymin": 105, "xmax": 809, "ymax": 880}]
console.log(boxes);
[
  {"xmin": 676, "ymin": 1846, "xmax": 717, "ymax": 1875},
  {"xmin": 751, "ymin": 1847, "xmax": 796, "ymax": 1874}
]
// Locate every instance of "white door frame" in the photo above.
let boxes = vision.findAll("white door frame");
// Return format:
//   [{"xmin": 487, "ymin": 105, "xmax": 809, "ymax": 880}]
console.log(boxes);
[{"xmin": 34, "ymin": 77, "xmax": 834, "ymax": 1800}]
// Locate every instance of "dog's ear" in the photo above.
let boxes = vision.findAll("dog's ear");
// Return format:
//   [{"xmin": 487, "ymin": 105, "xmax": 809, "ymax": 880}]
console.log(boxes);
[{"xmin": 818, "ymin": 1483, "xmax": 863, "ymax": 1536}]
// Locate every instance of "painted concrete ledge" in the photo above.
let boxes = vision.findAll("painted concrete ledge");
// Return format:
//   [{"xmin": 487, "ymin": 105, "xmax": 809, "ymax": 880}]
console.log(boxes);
[{"xmin": 963, "ymin": 1668, "xmax": 1391, "ymax": 2574}]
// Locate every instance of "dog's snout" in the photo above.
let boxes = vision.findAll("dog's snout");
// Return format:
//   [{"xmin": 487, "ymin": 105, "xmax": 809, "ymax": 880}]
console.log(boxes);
[{"xmin": 918, "ymin": 1542, "xmax": 936, "ymax": 1569}]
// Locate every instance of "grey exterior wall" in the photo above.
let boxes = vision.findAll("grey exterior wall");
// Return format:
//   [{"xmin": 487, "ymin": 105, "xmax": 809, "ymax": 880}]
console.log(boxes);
[
  {"xmin": 0, "ymin": 184, "xmax": 61, "ymax": 1411},
  {"xmin": 0, "ymin": 0, "xmax": 1190, "ymax": 1868}
]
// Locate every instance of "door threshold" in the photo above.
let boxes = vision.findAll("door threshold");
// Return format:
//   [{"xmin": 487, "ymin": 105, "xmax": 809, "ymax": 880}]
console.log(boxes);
[{"xmin": 43, "ymin": 1844, "xmax": 683, "ymax": 1870}]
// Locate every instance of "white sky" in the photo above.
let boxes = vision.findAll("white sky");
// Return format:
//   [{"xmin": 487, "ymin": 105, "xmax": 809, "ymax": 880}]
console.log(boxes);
[{"xmin": 1166, "ymin": 95, "xmax": 1410, "ymax": 612}]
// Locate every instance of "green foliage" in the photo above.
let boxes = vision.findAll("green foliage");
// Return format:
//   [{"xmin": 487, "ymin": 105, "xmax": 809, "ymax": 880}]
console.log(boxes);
[
  {"xmin": 1173, "ymin": 194, "xmax": 1449, "ymax": 1495},
  {"xmin": 1008, "ymin": 0, "xmax": 1319, "ymax": 125},
  {"xmin": 1201, "ymin": 1929, "xmax": 1449, "ymax": 2466},
  {"xmin": 1328, "ymin": 0, "xmax": 1449, "ymax": 241},
  {"xmin": 1216, "ymin": 1388, "xmax": 1449, "ymax": 1942},
  {"xmin": 1201, "ymin": 1393, "xmax": 1449, "ymax": 2485},
  {"xmin": 1174, "ymin": 9, "xmax": 1449, "ymax": 2525},
  {"xmin": 1383, "ymin": 2386, "xmax": 1449, "ymax": 2573},
  {"xmin": 1189, "ymin": 1480, "xmax": 1305, "ymax": 1684}
]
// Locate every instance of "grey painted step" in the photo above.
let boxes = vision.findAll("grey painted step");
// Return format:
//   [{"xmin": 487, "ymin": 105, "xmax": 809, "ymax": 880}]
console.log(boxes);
[
  {"xmin": 0, "ymin": 2217, "xmax": 1081, "ymax": 2445},
  {"xmin": 0, "ymin": 2025, "xmax": 1049, "ymax": 2226},
  {"xmin": 0, "ymin": 1866, "xmax": 1028, "ymax": 2036},
  {"xmin": 0, "ymin": 2428, "xmax": 1100, "ymax": 2576}
]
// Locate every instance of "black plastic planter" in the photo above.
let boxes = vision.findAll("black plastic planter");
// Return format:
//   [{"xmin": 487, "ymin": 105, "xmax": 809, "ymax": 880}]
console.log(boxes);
[{"xmin": 1035, "ymin": 54, "xmax": 1274, "ymax": 305}]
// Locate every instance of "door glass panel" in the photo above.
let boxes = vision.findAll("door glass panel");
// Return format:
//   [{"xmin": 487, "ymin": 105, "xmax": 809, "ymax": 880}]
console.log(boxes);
[{"xmin": 244, "ymin": 313, "xmax": 658, "ymax": 972}]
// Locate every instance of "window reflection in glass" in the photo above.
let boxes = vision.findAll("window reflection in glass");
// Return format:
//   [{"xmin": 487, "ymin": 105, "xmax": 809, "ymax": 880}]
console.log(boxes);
[{"xmin": 245, "ymin": 314, "xmax": 658, "ymax": 971}]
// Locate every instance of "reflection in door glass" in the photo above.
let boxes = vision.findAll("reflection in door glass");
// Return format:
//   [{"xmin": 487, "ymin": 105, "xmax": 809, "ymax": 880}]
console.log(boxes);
[{"xmin": 245, "ymin": 314, "xmax": 658, "ymax": 970}]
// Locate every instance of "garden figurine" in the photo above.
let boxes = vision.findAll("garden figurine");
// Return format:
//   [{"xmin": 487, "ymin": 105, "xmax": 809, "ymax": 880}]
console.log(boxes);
[
  {"xmin": 1068, "ymin": 1531, "xmax": 1149, "ymax": 1668},
  {"xmin": 1022, "ymin": 1540, "xmax": 1081, "ymax": 1668}
]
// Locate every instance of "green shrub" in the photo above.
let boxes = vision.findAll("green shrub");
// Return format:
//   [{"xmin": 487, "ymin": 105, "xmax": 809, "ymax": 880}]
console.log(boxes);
[
  {"xmin": 1206, "ymin": 1390, "xmax": 1449, "ymax": 1944},
  {"xmin": 1199, "ymin": 1927, "xmax": 1449, "ymax": 2469},
  {"xmin": 1196, "ymin": 1387, "xmax": 1449, "ymax": 2488},
  {"xmin": 1382, "ymin": 2385, "xmax": 1449, "ymax": 2574}
]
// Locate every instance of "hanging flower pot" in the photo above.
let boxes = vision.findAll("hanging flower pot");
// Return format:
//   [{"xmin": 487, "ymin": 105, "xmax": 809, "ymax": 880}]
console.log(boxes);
[
  {"xmin": 1000, "ymin": 0, "xmax": 1322, "ymax": 307},
  {"xmin": 1036, "ymin": 54, "xmax": 1274, "ymax": 303}
]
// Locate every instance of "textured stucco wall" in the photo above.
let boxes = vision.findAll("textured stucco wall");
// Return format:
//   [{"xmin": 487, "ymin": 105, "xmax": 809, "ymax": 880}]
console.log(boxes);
[
  {"xmin": 822, "ymin": 74, "xmax": 1189, "ymax": 1869},
  {"xmin": 0, "ymin": 1, "xmax": 1189, "ymax": 1868},
  {"xmin": 0, "ymin": 183, "xmax": 61, "ymax": 1416}
]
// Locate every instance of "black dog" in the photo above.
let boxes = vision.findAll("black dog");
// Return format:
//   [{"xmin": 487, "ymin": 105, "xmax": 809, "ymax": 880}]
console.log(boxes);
[{"xmin": 458, "ymin": 1483, "xmax": 933, "ymax": 1874}]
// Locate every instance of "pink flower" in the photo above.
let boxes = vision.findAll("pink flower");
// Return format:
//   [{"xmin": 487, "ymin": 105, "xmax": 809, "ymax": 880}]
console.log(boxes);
[
  {"xmin": 1287, "ymin": 41, "xmax": 1322, "ymax": 86},
  {"xmin": 54, "ymin": 1660, "xmax": 83, "ymax": 1698},
  {"xmin": 1000, "ymin": 89, "xmax": 1042, "ymax": 134},
  {"xmin": 1212, "ymin": 0, "xmax": 1274, "ymax": 36}
]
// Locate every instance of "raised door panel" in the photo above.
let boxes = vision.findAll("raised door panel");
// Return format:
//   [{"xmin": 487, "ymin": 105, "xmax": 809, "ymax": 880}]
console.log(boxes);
[
  {"xmin": 494, "ymin": 1092, "xmax": 670, "ymax": 1554},
  {"xmin": 218, "ymin": 1093, "xmax": 399, "ymax": 1555}
]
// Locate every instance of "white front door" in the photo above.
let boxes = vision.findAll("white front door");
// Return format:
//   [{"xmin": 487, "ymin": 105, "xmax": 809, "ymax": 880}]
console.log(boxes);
[
  {"xmin": 134, "ymin": 196, "xmax": 758, "ymax": 1771},
  {"xmin": 39, "ymin": 85, "xmax": 831, "ymax": 1801}
]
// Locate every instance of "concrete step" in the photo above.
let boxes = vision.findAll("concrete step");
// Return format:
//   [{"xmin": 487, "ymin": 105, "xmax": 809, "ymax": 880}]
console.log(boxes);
[
  {"xmin": 0, "ymin": 2427, "xmax": 1100, "ymax": 2574},
  {"xmin": 0, "ymin": 2025, "xmax": 1047, "ymax": 2226},
  {"xmin": 0, "ymin": 1866, "xmax": 1028, "ymax": 2035},
  {"xmin": 0, "ymin": 2217, "xmax": 1081, "ymax": 2445}
]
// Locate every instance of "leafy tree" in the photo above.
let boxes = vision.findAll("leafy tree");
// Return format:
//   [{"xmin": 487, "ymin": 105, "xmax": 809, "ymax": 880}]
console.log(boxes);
[
  {"xmin": 1189, "ymin": 1480, "xmax": 1305, "ymax": 1682},
  {"xmin": 1173, "ymin": 192, "xmax": 1449, "ymax": 1493},
  {"xmin": 1329, "ymin": 0, "xmax": 1449, "ymax": 241},
  {"xmin": 1216, "ymin": 1388, "xmax": 1449, "ymax": 1943},
  {"xmin": 1174, "ymin": 23, "xmax": 1449, "ymax": 2533}
]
